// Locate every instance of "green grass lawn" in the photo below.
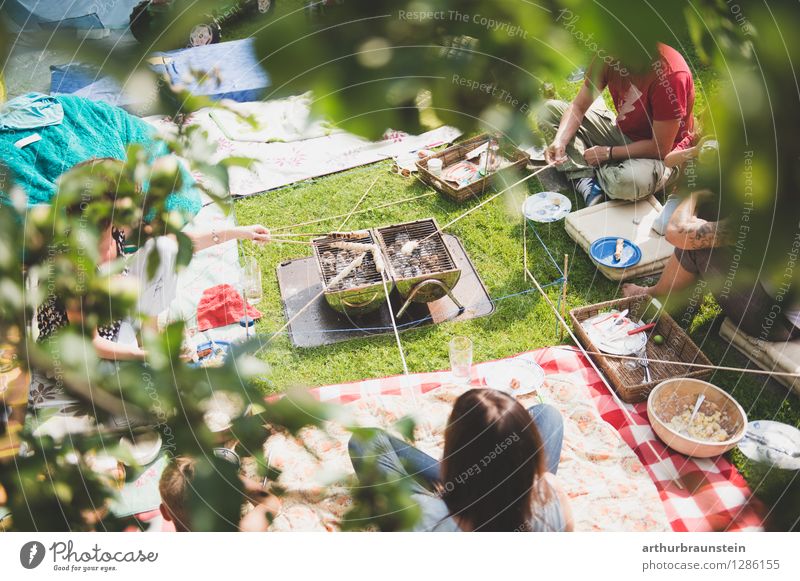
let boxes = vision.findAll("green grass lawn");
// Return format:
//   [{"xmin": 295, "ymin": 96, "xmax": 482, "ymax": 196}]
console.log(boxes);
[
  {"xmin": 228, "ymin": 11, "xmax": 799, "ymax": 528},
  {"xmin": 235, "ymin": 161, "xmax": 598, "ymax": 392}
]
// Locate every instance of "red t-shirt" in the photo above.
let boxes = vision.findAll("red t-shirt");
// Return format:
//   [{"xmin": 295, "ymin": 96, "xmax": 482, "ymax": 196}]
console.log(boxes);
[{"xmin": 590, "ymin": 43, "xmax": 695, "ymax": 150}]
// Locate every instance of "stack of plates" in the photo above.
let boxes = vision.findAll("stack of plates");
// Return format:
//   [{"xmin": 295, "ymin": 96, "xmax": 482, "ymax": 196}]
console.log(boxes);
[{"xmin": 581, "ymin": 311, "xmax": 647, "ymax": 355}]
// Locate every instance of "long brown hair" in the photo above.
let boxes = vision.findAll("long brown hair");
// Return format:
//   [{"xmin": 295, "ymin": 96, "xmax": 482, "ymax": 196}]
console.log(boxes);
[{"xmin": 440, "ymin": 389, "xmax": 548, "ymax": 531}]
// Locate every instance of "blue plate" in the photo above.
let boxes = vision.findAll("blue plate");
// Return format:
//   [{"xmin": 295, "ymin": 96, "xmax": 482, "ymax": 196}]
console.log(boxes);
[{"xmin": 589, "ymin": 237, "xmax": 642, "ymax": 268}]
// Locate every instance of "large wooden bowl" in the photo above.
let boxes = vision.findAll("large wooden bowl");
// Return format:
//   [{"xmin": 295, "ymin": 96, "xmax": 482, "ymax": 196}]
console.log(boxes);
[{"xmin": 647, "ymin": 378, "xmax": 747, "ymax": 458}]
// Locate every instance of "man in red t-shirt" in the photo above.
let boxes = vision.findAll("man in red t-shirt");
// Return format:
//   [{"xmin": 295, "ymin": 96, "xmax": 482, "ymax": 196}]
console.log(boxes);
[{"xmin": 537, "ymin": 43, "xmax": 696, "ymax": 205}]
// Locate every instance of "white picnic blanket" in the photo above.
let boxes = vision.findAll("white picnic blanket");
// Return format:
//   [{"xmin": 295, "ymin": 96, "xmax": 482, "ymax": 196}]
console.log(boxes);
[
  {"xmin": 146, "ymin": 99, "xmax": 461, "ymax": 197},
  {"xmin": 208, "ymin": 93, "xmax": 333, "ymax": 143}
]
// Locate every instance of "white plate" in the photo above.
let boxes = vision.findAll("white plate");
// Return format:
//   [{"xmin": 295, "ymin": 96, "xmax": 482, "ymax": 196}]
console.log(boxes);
[
  {"xmin": 480, "ymin": 359, "xmax": 545, "ymax": 396},
  {"xmin": 582, "ymin": 312, "xmax": 647, "ymax": 356},
  {"xmin": 738, "ymin": 420, "xmax": 800, "ymax": 470},
  {"xmin": 522, "ymin": 192, "xmax": 572, "ymax": 223}
]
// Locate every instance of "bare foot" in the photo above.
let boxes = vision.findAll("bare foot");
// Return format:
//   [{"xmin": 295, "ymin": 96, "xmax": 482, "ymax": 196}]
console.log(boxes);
[{"xmin": 622, "ymin": 283, "xmax": 651, "ymax": 298}]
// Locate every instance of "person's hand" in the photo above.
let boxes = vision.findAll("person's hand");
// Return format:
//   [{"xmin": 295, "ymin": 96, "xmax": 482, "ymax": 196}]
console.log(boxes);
[
  {"xmin": 545, "ymin": 141, "xmax": 568, "ymax": 165},
  {"xmin": 238, "ymin": 225, "xmax": 271, "ymax": 244},
  {"xmin": 583, "ymin": 145, "xmax": 611, "ymax": 167}
]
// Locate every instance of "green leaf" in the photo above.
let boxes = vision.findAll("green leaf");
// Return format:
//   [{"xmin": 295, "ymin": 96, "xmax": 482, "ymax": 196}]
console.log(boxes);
[
  {"xmin": 259, "ymin": 388, "xmax": 339, "ymax": 435},
  {"xmin": 392, "ymin": 416, "xmax": 417, "ymax": 443},
  {"xmin": 175, "ymin": 232, "xmax": 194, "ymax": 269},
  {"xmin": 146, "ymin": 246, "xmax": 161, "ymax": 281},
  {"xmin": 219, "ymin": 156, "xmax": 256, "ymax": 170}
]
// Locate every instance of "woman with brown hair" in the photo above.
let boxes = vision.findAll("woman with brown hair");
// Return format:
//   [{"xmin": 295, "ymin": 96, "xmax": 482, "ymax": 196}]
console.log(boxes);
[{"xmin": 348, "ymin": 389, "xmax": 573, "ymax": 532}]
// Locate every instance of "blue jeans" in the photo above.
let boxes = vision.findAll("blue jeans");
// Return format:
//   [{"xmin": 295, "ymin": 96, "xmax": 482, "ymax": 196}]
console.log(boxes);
[{"xmin": 348, "ymin": 403, "xmax": 564, "ymax": 491}]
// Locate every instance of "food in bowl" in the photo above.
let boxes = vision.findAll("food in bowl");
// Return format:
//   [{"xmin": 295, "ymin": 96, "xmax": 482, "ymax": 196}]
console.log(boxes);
[
  {"xmin": 647, "ymin": 378, "xmax": 747, "ymax": 458},
  {"xmin": 668, "ymin": 405, "xmax": 730, "ymax": 442}
]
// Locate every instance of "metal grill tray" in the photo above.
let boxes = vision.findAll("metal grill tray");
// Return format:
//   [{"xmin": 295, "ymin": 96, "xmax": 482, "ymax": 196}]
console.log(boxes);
[{"xmin": 276, "ymin": 234, "xmax": 494, "ymax": 348}]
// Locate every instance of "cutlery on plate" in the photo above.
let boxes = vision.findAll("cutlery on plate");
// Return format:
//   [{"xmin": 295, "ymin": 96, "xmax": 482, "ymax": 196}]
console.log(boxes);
[{"xmin": 743, "ymin": 433, "xmax": 800, "ymax": 458}]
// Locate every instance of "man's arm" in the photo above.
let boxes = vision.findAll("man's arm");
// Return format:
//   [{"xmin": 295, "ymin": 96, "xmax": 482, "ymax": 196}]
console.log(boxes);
[
  {"xmin": 545, "ymin": 82, "xmax": 602, "ymax": 165},
  {"xmin": 615, "ymin": 118, "xmax": 681, "ymax": 160},
  {"xmin": 665, "ymin": 190, "xmax": 730, "ymax": 250},
  {"xmin": 583, "ymin": 118, "xmax": 681, "ymax": 165}
]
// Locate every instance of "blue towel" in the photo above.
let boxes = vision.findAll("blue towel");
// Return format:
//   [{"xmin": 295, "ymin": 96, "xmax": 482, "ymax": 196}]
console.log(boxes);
[
  {"xmin": 51, "ymin": 39, "xmax": 270, "ymax": 109},
  {"xmin": 0, "ymin": 93, "xmax": 63, "ymax": 130},
  {"xmin": 4, "ymin": 0, "xmax": 138, "ymax": 30},
  {"xmin": 0, "ymin": 94, "xmax": 201, "ymax": 217}
]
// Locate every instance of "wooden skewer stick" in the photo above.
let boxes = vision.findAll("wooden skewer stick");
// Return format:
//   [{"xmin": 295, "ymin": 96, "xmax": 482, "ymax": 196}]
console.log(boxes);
[
  {"xmin": 272, "ymin": 192, "xmax": 436, "ymax": 232},
  {"xmin": 400, "ymin": 162, "xmax": 556, "ymax": 254},
  {"xmin": 379, "ymin": 269, "xmax": 408, "ymax": 375},
  {"xmin": 560, "ymin": 253, "xmax": 569, "ymax": 341},
  {"xmin": 523, "ymin": 266, "xmax": 685, "ymax": 489},
  {"xmin": 257, "ymin": 253, "xmax": 367, "ymax": 352},
  {"xmin": 270, "ymin": 238, "xmax": 314, "ymax": 246},
  {"xmin": 338, "ymin": 175, "xmax": 380, "ymax": 231},
  {"xmin": 269, "ymin": 232, "xmax": 329, "ymax": 238},
  {"xmin": 552, "ymin": 346, "xmax": 800, "ymax": 379}
]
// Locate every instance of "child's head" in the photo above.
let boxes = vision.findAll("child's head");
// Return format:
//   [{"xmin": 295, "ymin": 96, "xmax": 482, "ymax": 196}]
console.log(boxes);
[{"xmin": 159, "ymin": 456, "xmax": 196, "ymax": 532}]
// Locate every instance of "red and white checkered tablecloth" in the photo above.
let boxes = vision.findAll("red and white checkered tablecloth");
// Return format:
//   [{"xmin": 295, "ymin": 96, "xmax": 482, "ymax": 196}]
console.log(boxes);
[{"xmin": 304, "ymin": 346, "xmax": 765, "ymax": 532}]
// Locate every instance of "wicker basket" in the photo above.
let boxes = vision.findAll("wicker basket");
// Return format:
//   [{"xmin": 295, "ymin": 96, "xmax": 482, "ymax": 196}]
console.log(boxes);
[
  {"xmin": 569, "ymin": 295, "xmax": 713, "ymax": 403},
  {"xmin": 416, "ymin": 133, "xmax": 529, "ymax": 203}
]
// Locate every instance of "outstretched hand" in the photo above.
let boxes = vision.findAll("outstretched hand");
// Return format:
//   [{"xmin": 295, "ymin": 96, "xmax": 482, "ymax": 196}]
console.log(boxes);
[{"xmin": 238, "ymin": 224, "xmax": 271, "ymax": 244}]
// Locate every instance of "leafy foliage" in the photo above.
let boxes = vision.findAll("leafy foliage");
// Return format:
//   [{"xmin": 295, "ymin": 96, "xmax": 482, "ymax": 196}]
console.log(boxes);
[{"xmin": 2, "ymin": 0, "xmax": 799, "ymax": 531}]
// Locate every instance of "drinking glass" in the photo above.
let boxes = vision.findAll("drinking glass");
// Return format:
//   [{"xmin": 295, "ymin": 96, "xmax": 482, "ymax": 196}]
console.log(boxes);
[
  {"xmin": 449, "ymin": 336, "xmax": 473, "ymax": 385},
  {"xmin": 242, "ymin": 257, "xmax": 263, "ymax": 305}
]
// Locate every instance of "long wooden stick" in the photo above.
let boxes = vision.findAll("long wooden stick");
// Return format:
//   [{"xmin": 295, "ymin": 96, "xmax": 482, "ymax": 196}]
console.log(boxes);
[
  {"xmin": 338, "ymin": 175, "xmax": 380, "ymax": 231},
  {"xmin": 269, "ymin": 232, "xmax": 328, "ymax": 238},
  {"xmin": 257, "ymin": 253, "xmax": 366, "ymax": 352},
  {"xmin": 560, "ymin": 253, "xmax": 569, "ymax": 340},
  {"xmin": 416, "ymin": 162, "xmax": 555, "ymax": 246},
  {"xmin": 553, "ymin": 345, "xmax": 800, "ymax": 379},
  {"xmin": 272, "ymin": 192, "xmax": 436, "ymax": 232},
  {"xmin": 380, "ymin": 270, "xmax": 409, "ymax": 375},
  {"xmin": 270, "ymin": 238, "xmax": 313, "ymax": 246},
  {"xmin": 524, "ymin": 265, "xmax": 685, "ymax": 489}
]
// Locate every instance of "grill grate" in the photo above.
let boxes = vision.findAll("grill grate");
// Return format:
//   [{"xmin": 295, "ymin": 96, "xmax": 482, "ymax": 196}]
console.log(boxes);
[
  {"xmin": 313, "ymin": 232, "xmax": 383, "ymax": 291},
  {"xmin": 377, "ymin": 219, "xmax": 456, "ymax": 279}
]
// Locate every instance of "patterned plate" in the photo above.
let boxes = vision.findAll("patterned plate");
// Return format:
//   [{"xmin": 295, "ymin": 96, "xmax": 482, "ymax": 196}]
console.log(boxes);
[{"xmin": 523, "ymin": 192, "xmax": 572, "ymax": 223}]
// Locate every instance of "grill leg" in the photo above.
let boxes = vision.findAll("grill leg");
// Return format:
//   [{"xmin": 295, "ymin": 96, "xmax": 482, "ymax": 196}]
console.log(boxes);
[{"xmin": 396, "ymin": 279, "xmax": 466, "ymax": 319}]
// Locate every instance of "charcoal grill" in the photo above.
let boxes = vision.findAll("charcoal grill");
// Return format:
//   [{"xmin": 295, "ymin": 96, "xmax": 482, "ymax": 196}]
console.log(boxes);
[
  {"xmin": 376, "ymin": 218, "xmax": 464, "ymax": 318},
  {"xmin": 312, "ymin": 231, "xmax": 391, "ymax": 316}
]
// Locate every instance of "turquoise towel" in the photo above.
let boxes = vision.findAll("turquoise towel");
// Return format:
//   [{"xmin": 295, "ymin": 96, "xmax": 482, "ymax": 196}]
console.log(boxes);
[{"xmin": 0, "ymin": 95, "xmax": 201, "ymax": 217}]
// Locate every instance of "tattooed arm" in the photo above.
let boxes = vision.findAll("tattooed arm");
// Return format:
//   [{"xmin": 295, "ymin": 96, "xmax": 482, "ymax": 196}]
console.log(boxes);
[{"xmin": 665, "ymin": 190, "xmax": 731, "ymax": 250}]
